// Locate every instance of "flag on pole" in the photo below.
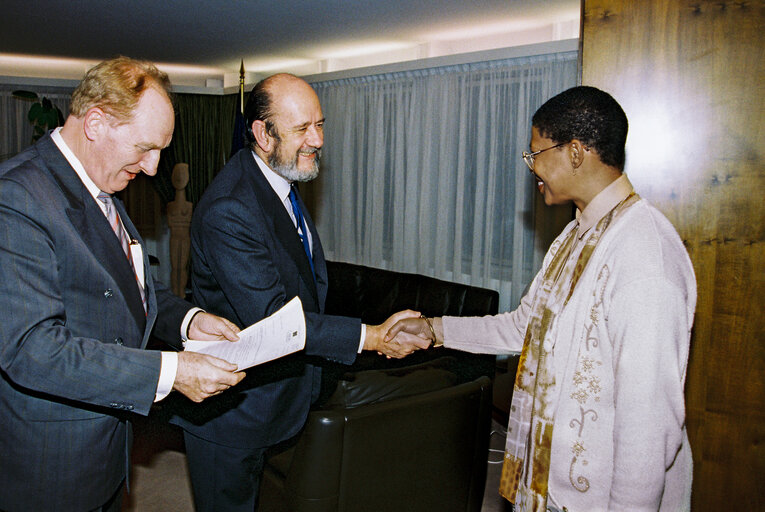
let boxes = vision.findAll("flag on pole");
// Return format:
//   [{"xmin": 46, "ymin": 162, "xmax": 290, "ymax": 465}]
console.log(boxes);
[{"xmin": 230, "ymin": 59, "xmax": 246, "ymax": 158}]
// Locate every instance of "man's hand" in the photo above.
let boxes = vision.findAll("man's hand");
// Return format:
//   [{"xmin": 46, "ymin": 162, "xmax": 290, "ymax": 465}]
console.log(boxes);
[
  {"xmin": 173, "ymin": 351, "xmax": 246, "ymax": 403},
  {"xmin": 188, "ymin": 311, "xmax": 240, "ymax": 341},
  {"xmin": 364, "ymin": 309, "xmax": 430, "ymax": 358},
  {"xmin": 385, "ymin": 316, "xmax": 441, "ymax": 347}
]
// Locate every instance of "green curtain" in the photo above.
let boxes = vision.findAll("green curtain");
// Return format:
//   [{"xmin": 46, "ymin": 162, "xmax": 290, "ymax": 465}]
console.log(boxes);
[{"xmin": 155, "ymin": 93, "xmax": 242, "ymax": 204}]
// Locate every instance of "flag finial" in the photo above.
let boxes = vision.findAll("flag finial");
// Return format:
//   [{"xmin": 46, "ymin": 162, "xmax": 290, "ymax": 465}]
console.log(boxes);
[{"xmin": 238, "ymin": 60, "xmax": 245, "ymax": 114}]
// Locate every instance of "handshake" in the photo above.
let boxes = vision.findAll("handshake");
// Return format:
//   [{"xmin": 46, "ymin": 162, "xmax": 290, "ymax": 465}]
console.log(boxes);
[
  {"xmin": 177, "ymin": 309, "xmax": 443, "ymax": 404},
  {"xmin": 363, "ymin": 310, "xmax": 442, "ymax": 358}
]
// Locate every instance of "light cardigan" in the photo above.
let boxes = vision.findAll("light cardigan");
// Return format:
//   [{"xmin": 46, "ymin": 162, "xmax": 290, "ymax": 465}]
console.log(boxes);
[{"xmin": 443, "ymin": 176, "xmax": 696, "ymax": 511}]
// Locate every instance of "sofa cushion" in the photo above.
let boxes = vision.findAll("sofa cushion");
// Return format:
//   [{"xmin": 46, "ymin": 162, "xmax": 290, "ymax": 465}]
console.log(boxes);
[{"xmin": 320, "ymin": 357, "xmax": 459, "ymax": 409}]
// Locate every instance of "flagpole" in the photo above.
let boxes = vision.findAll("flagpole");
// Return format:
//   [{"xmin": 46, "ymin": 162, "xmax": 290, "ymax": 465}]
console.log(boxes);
[
  {"xmin": 239, "ymin": 60, "xmax": 245, "ymax": 114},
  {"xmin": 230, "ymin": 60, "xmax": 247, "ymax": 158}
]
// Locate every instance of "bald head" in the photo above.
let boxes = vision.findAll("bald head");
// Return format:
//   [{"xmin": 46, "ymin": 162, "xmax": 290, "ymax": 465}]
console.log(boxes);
[
  {"xmin": 263, "ymin": 73, "xmax": 314, "ymax": 96},
  {"xmin": 244, "ymin": 73, "xmax": 317, "ymax": 143},
  {"xmin": 244, "ymin": 73, "xmax": 324, "ymax": 182}
]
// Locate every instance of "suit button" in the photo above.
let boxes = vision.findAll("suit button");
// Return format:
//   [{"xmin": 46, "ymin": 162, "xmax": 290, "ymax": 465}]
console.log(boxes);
[
  {"xmin": 114, "ymin": 338, "xmax": 124, "ymax": 345},
  {"xmin": 104, "ymin": 289, "xmax": 113, "ymax": 298}
]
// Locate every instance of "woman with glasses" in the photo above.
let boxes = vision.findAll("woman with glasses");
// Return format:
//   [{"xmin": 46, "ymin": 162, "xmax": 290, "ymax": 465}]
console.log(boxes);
[{"xmin": 387, "ymin": 86, "xmax": 696, "ymax": 512}]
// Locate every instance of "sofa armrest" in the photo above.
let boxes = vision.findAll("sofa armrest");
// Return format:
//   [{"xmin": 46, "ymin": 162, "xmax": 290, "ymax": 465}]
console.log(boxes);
[
  {"xmin": 320, "ymin": 357, "xmax": 459, "ymax": 409},
  {"xmin": 283, "ymin": 376, "xmax": 492, "ymax": 512}
]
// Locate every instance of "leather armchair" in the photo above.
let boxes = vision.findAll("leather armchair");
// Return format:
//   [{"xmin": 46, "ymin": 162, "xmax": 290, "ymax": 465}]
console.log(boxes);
[
  {"xmin": 257, "ymin": 262, "xmax": 501, "ymax": 512},
  {"xmin": 258, "ymin": 358, "xmax": 492, "ymax": 512}
]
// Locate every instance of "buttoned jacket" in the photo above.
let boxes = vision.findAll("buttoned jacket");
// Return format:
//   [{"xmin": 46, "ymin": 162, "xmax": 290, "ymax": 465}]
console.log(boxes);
[
  {"xmin": 171, "ymin": 148, "xmax": 360, "ymax": 449},
  {"xmin": 0, "ymin": 133, "xmax": 191, "ymax": 511}
]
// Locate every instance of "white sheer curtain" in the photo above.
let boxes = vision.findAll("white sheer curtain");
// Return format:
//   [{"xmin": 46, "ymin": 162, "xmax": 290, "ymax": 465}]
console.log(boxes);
[{"xmin": 307, "ymin": 51, "xmax": 578, "ymax": 312}]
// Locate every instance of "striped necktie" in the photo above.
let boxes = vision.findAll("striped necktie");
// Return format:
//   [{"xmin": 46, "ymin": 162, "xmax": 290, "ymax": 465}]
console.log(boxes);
[{"xmin": 97, "ymin": 192, "xmax": 147, "ymax": 312}]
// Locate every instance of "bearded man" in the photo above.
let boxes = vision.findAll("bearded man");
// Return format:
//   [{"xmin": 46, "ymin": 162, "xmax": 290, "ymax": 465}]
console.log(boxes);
[{"xmin": 172, "ymin": 73, "xmax": 422, "ymax": 511}]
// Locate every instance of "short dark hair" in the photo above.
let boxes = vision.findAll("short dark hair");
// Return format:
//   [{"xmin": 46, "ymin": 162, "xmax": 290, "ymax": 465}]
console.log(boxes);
[
  {"xmin": 532, "ymin": 86, "xmax": 628, "ymax": 170},
  {"xmin": 243, "ymin": 76, "xmax": 278, "ymax": 145}
]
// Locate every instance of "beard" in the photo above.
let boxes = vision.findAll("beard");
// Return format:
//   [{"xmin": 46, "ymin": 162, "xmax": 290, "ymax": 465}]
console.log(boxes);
[{"xmin": 268, "ymin": 137, "xmax": 321, "ymax": 182}]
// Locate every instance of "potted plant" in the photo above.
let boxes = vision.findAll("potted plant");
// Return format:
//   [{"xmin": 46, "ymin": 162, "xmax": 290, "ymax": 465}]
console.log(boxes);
[{"xmin": 12, "ymin": 90, "xmax": 65, "ymax": 142}]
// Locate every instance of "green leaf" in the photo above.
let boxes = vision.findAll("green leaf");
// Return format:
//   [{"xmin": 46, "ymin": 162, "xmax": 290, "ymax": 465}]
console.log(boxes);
[
  {"xmin": 43, "ymin": 110, "xmax": 58, "ymax": 128},
  {"xmin": 28, "ymin": 102, "xmax": 42, "ymax": 122},
  {"xmin": 12, "ymin": 90, "xmax": 38, "ymax": 101}
]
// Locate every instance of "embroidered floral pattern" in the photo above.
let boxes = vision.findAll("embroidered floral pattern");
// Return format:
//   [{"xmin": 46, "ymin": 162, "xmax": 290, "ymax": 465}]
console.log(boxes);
[
  {"xmin": 567, "ymin": 263, "xmax": 609, "ymax": 494},
  {"xmin": 569, "ymin": 453, "xmax": 590, "ymax": 492},
  {"xmin": 569, "ymin": 406, "xmax": 598, "ymax": 437},
  {"xmin": 571, "ymin": 357, "xmax": 602, "ymax": 405}
]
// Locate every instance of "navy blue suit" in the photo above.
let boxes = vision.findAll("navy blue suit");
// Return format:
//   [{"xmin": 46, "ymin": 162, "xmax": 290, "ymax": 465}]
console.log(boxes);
[
  {"xmin": 171, "ymin": 148, "xmax": 360, "ymax": 508},
  {"xmin": 0, "ymin": 134, "xmax": 192, "ymax": 511},
  {"xmin": 174, "ymin": 148, "xmax": 359, "ymax": 446}
]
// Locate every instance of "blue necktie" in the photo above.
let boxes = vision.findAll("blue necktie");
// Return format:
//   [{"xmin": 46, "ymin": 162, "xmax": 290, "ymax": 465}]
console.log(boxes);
[{"xmin": 288, "ymin": 185, "xmax": 315, "ymax": 281}]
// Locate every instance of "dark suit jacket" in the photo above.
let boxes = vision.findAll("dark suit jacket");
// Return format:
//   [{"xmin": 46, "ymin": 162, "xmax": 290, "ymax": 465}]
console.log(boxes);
[
  {"xmin": 171, "ymin": 148, "xmax": 360, "ymax": 449},
  {"xmin": 0, "ymin": 134, "xmax": 192, "ymax": 511}
]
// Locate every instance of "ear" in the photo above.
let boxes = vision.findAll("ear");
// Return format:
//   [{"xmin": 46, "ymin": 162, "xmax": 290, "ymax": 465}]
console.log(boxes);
[
  {"xmin": 569, "ymin": 139, "xmax": 587, "ymax": 171},
  {"xmin": 251, "ymin": 120, "xmax": 273, "ymax": 152},
  {"xmin": 82, "ymin": 107, "xmax": 108, "ymax": 142}
]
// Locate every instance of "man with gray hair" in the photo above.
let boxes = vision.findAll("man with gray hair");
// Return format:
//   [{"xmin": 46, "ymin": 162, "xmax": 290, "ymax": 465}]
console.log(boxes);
[{"xmin": 0, "ymin": 56, "xmax": 245, "ymax": 511}]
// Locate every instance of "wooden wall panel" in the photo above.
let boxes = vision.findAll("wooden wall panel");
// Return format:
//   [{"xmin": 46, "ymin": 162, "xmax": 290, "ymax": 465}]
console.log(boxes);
[{"xmin": 581, "ymin": 1, "xmax": 764, "ymax": 509}]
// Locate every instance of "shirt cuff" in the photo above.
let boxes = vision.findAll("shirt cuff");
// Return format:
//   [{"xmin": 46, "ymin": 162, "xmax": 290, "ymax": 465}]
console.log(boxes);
[
  {"xmin": 357, "ymin": 323, "xmax": 366, "ymax": 353},
  {"xmin": 155, "ymin": 351, "xmax": 178, "ymax": 402},
  {"xmin": 181, "ymin": 307, "xmax": 204, "ymax": 342}
]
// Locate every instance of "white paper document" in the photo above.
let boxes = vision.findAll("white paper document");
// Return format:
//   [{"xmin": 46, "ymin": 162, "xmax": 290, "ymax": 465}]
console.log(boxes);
[{"xmin": 184, "ymin": 297, "xmax": 306, "ymax": 371}]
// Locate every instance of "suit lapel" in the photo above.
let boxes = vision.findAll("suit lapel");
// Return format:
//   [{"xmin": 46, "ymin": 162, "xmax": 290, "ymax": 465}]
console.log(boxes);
[
  {"xmin": 38, "ymin": 135, "xmax": 148, "ymax": 331},
  {"xmin": 298, "ymin": 193, "xmax": 328, "ymax": 312},
  {"xmin": 244, "ymin": 153, "xmax": 320, "ymax": 305},
  {"xmin": 292, "ymin": 186, "xmax": 328, "ymax": 306}
]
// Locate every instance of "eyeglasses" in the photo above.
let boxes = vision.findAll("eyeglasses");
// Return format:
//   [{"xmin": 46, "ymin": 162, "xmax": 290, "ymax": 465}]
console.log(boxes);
[{"xmin": 522, "ymin": 142, "xmax": 566, "ymax": 172}]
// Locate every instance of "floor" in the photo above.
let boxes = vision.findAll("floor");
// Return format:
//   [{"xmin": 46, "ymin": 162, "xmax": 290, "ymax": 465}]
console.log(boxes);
[
  {"xmin": 121, "ymin": 417, "xmax": 512, "ymax": 512},
  {"xmin": 482, "ymin": 420, "xmax": 515, "ymax": 512}
]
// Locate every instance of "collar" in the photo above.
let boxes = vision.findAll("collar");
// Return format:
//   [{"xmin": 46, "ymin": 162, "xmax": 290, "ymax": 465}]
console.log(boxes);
[
  {"xmin": 252, "ymin": 151, "xmax": 291, "ymax": 204},
  {"xmin": 576, "ymin": 174, "xmax": 634, "ymax": 239},
  {"xmin": 50, "ymin": 127, "xmax": 103, "ymax": 203}
]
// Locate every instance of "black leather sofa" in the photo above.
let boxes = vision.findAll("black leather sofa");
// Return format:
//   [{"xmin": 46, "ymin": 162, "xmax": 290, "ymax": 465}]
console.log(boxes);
[{"xmin": 257, "ymin": 261, "xmax": 500, "ymax": 512}]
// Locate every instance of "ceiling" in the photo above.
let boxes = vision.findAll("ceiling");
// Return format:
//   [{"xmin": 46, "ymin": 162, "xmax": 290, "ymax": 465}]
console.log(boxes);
[{"xmin": 0, "ymin": 0, "xmax": 580, "ymax": 93}]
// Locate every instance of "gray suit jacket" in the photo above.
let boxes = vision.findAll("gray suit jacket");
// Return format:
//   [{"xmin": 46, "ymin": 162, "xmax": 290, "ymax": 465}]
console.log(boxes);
[{"xmin": 0, "ymin": 133, "xmax": 192, "ymax": 511}]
